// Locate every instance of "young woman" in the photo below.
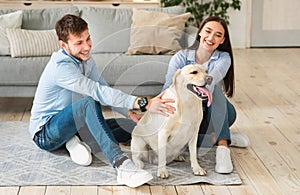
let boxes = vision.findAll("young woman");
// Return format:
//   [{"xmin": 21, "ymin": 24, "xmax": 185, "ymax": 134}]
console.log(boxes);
[{"xmin": 162, "ymin": 16, "xmax": 250, "ymax": 174}]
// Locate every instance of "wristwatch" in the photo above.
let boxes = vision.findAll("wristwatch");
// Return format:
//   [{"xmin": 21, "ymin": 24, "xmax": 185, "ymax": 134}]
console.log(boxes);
[{"xmin": 137, "ymin": 97, "xmax": 148, "ymax": 112}]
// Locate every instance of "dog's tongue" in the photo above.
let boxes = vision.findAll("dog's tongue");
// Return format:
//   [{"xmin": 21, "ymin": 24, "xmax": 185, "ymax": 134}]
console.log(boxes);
[{"xmin": 194, "ymin": 86, "xmax": 212, "ymax": 107}]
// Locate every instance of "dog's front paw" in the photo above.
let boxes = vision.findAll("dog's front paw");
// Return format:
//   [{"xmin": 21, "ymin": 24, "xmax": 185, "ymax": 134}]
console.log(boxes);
[
  {"xmin": 157, "ymin": 167, "xmax": 169, "ymax": 179},
  {"xmin": 193, "ymin": 165, "xmax": 207, "ymax": 176}
]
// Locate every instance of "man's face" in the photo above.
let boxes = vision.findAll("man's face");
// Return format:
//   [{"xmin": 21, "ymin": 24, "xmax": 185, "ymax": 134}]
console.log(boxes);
[{"xmin": 61, "ymin": 29, "xmax": 92, "ymax": 61}]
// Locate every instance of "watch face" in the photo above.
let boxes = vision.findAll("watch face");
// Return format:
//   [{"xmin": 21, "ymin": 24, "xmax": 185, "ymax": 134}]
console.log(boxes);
[
  {"xmin": 138, "ymin": 97, "xmax": 148, "ymax": 112},
  {"xmin": 139, "ymin": 98, "xmax": 147, "ymax": 106}
]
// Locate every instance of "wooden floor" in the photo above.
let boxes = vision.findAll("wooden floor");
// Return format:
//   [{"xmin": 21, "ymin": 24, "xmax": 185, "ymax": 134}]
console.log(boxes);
[{"xmin": 0, "ymin": 48, "xmax": 299, "ymax": 195}]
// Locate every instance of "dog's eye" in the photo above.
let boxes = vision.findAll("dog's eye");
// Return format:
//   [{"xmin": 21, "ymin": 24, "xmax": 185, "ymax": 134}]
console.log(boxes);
[{"xmin": 190, "ymin": 71, "xmax": 198, "ymax": 74}]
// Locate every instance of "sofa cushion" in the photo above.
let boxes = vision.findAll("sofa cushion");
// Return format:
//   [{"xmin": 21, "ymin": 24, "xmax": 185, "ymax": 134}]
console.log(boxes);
[
  {"xmin": 92, "ymin": 53, "xmax": 172, "ymax": 86},
  {"xmin": 22, "ymin": 6, "xmax": 80, "ymax": 30},
  {"xmin": 7, "ymin": 28, "xmax": 60, "ymax": 57},
  {"xmin": 81, "ymin": 7, "xmax": 132, "ymax": 54},
  {"xmin": 126, "ymin": 9, "xmax": 191, "ymax": 55},
  {"xmin": 0, "ymin": 10, "xmax": 23, "ymax": 56},
  {"xmin": 0, "ymin": 6, "xmax": 80, "ymax": 30},
  {"xmin": 80, "ymin": 6, "xmax": 185, "ymax": 54},
  {"xmin": 0, "ymin": 56, "xmax": 49, "ymax": 85}
]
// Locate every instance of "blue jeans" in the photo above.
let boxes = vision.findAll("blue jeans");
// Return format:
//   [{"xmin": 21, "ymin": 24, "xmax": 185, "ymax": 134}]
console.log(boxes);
[
  {"xmin": 197, "ymin": 86, "xmax": 236, "ymax": 147},
  {"xmin": 33, "ymin": 96, "xmax": 129, "ymax": 167},
  {"xmin": 76, "ymin": 117, "xmax": 135, "ymax": 157}
]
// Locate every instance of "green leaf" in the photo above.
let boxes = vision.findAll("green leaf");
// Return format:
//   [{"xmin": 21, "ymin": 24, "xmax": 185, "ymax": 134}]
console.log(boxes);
[{"xmin": 160, "ymin": 0, "xmax": 242, "ymax": 26}]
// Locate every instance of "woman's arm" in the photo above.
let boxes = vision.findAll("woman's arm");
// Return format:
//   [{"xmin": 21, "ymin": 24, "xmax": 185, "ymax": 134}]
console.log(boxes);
[{"xmin": 207, "ymin": 52, "xmax": 231, "ymax": 92}]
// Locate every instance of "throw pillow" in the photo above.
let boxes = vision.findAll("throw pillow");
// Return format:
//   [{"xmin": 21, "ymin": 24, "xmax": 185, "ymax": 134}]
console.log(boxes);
[
  {"xmin": 126, "ymin": 9, "xmax": 191, "ymax": 55},
  {"xmin": 6, "ymin": 28, "xmax": 60, "ymax": 57},
  {"xmin": 0, "ymin": 10, "xmax": 23, "ymax": 56},
  {"xmin": 81, "ymin": 6, "xmax": 185, "ymax": 54}
]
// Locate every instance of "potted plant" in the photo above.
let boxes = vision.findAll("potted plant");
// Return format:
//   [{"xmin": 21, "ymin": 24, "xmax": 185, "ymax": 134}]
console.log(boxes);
[{"xmin": 161, "ymin": 0, "xmax": 241, "ymax": 26}]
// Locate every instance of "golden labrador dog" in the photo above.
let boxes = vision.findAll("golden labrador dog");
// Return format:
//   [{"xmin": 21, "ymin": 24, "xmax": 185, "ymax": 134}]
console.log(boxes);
[{"xmin": 131, "ymin": 64, "xmax": 212, "ymax": 178}]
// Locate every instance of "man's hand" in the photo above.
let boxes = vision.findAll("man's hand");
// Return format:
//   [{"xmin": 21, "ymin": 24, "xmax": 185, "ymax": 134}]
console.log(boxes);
[
  {"xmin": 147, "ymin": 91, "xmax": 176, "ymax": 117},
  {"xmin": 127, "ymin": 110, "xmax": 144, "ymax": 123}
]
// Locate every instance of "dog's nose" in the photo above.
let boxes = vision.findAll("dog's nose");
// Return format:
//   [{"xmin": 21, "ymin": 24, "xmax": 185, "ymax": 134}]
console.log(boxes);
[{"xmin": 205, "ymin": 75, "xmax": 213, "ymax": 85}]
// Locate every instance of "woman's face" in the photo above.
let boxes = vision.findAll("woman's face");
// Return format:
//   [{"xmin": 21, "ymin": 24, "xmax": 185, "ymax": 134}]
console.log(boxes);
[{"xmin": 199, "ymin": 21, "xmax": 225, "ymax": 52}]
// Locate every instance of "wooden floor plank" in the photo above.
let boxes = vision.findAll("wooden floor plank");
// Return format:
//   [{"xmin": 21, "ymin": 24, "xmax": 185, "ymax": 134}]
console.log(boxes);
[
  {"xmin": 251, "ymin": 125, "xmax": 300, "ymax": 194},
  {"xmin": 230, "ymin": 147, "xmax": 257, "ymax": 194},
  {"xmin": 175, "ymin": 185, "xmax": 204, "ymax": 195},
  {"xmin": 231, "ymin": 146, "xmax": 284, "ymax": 195},
  {"xmin": 149, "ymin": 186, "xmax": 177, "ymax": 195},
  {"xmin": 0, "ymin": 187, "xmax": 19, "ymax": 195},
  {"xmin": 233, "ymin": 83, "xmax": 300, "ymax": 194},
  {"xmin": 233, "ymin": 102, "xmax": 299, "ymax": 193},
  {"xmin": 0, "ymin": 98, "xmax": 30, "ymax": 121},
  {"xmin": 45, "ymin": 186, "xmax": 71, "ymax": 195},
  {"xmin": 70, "ymin": 186, "xmax": 97, "ymax": 195},
  {"xmin": 97, "ymin": 186, "xmax": 113, "ymax": 195},
  {"xmin": 270, "ymin": 105, "xmax": 300, "ymax": 148},
  {"xmin": 228, "ymin": 185, "xmax": 256, "ymax": 195},
  {"xmin": 110, "ymin": 185, "xmax": 151, "ymax": 195},
  {"xmin": 22, "ymin": 98, "xmax": 32, "ymax": 122},
  {"xmin": 201, "ymin": 184, "xmax": 231, "ymax": 195},
  {"xmin": 18, "ymin": 186, "xmax": 46, "ymax": 195}
]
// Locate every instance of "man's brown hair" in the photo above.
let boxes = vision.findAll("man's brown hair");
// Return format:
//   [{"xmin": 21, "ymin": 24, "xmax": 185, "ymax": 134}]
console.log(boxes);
[{"xmin": 55, "ymin": 14, "xmax": 88, "ymax": 43}]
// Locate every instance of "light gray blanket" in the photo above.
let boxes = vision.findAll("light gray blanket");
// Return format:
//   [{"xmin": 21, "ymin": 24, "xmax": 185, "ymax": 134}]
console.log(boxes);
[{"xmin": 0, "ymin": 121, "xmax": 241, "ymax": 186}]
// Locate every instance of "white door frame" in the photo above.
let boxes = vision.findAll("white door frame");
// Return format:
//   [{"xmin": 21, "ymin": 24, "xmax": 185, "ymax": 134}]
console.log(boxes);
[{"xmin": 250, "ymin": 0, "xmax": 300, "ymax": 47}]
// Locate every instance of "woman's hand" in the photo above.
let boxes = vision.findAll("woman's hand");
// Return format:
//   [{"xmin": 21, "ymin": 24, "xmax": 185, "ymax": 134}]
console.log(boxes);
[
  {"xmin": 147, "ymin": 91, "xmax": 176, "ymax": 117},
  {"xmin": 127, "ymin": 110, "xmax": 144, "ymax": 123}
]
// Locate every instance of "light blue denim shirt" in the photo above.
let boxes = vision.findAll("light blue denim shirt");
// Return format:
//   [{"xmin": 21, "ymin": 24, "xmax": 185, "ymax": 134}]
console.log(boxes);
[
  {"xmin": 29, "ymin": 48, "xmax": 136, "ymax": 139},
  {"xmin": 161, "ymin": 49, "xmax": 231, "ymax": 93}
]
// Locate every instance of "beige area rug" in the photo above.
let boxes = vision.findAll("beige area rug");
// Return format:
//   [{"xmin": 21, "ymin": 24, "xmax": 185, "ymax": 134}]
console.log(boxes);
[{"xmin": 0, "ymin": 121, "xmax": 241, "ymax": 186}]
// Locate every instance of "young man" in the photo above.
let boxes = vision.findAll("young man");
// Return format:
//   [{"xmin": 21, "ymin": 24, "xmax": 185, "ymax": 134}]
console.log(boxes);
[{"xmin": 29, "ymin": 14, "xmax": 175, "ymax": 188}]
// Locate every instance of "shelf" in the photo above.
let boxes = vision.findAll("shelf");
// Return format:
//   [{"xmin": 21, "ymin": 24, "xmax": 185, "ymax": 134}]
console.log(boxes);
[{"xmin": 0, "ymin": 0, "xmax": 160, "ymax": 9}]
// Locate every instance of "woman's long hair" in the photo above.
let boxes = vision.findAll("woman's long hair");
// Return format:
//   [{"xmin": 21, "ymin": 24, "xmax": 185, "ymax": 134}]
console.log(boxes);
[{"xmin": 189, "ymin": 16, "xmax": 235, "ymax": 97}]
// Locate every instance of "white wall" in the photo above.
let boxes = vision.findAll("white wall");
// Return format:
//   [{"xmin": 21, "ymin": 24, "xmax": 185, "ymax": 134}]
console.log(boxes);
[{"xmin": 228, "ymin": 0, "xmax": 248, "ymax": 48}]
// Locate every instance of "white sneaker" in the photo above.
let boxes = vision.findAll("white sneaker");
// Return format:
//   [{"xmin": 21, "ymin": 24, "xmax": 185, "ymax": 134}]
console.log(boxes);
[
  {"xmin": 66, "ymin": 135, "xmax": 92, "ymax": 166},
  {"xmin": 215, "ymin": 146, "xmax": 233, "ymax": 174},
  {"xmin": 116, "ymin": 159, "xmax": 153, "ymax": 188},
  {"xmin": 230, "ymin": 131, "xmax": 250, "ymax": 148}
]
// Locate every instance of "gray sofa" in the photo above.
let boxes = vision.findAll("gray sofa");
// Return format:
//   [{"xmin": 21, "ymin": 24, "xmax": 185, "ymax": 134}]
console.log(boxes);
[{"xmin": 0, "ymin": 6, "xmax": 197, "ymax": 97}]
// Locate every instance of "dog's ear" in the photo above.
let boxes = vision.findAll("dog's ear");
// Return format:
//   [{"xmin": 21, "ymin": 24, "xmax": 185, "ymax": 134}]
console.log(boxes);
[{"xmin": 171, "ymin": 69, "xmax": 181, "ymax": 87}]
